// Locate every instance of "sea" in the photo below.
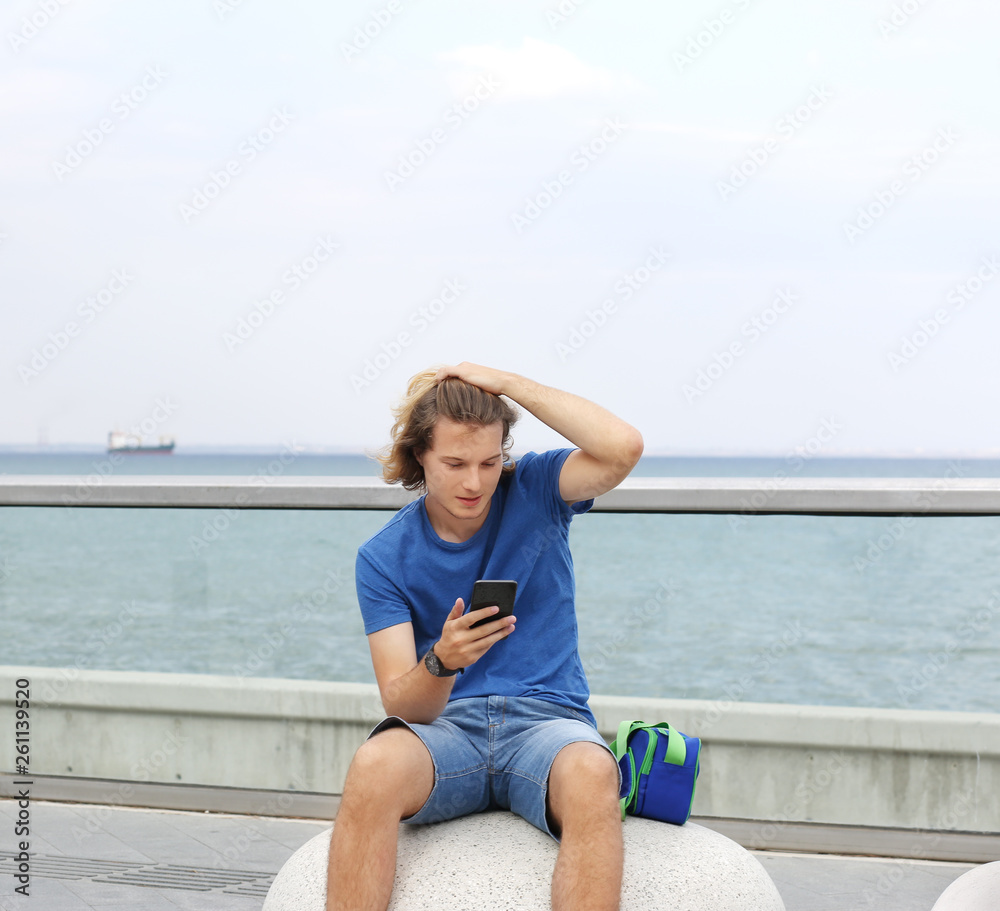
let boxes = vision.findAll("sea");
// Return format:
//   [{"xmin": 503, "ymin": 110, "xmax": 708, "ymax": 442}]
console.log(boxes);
[{"xmin": 2, "ymin": 450, "xmax": 999, "ymax": 715}]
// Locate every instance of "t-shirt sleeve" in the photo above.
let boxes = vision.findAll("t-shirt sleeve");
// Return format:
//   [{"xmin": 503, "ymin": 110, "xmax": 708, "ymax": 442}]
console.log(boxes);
[
  {"xmin": 356, "ymin": 548, "xmax": 412, "ymax": 635},
  {"xmin": 519, "ymin": 448, "xmax": 594, "ymax": 519}
]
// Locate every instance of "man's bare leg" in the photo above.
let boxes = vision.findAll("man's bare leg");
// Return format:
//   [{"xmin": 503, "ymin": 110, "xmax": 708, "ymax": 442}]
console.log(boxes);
[
  {"xmin": 326, "ymin": 726, "xmax": 434, "ymax": 911},
  {"xmin": 547, "ymin": 742, "xmax": 624, "ymax": 911}
]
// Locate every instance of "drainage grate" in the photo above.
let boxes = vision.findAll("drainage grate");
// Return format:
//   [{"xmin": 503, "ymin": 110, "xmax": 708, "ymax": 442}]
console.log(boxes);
[{"xmin": 0, "ymin": 850, "xmax": 274, "ymax": 896}]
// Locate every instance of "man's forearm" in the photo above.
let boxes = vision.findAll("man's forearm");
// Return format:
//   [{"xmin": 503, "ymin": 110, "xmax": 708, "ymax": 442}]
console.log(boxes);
[
  {"xmin": 433, "ymin": 362, "xmax": 643, "ymax": 501},
  {"xmin": 500, "ymin": 372, "xmax": 642, "ymax": 468},
  {"xmin": 380, "ymin": 656, "xmax": 454, "ymax": 725}
]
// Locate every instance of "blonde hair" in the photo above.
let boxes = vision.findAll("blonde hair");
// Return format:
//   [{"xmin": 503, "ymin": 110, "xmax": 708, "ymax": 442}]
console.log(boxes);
[{"xmin": 376, "ymin": 369, "xmax": 518, "ymax": 490}]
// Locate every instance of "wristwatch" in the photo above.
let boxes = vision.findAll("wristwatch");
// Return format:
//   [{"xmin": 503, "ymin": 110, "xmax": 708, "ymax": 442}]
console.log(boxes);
[{"xmin": 424, "ymin": 642, "xmax": 462, "ymax": 677}]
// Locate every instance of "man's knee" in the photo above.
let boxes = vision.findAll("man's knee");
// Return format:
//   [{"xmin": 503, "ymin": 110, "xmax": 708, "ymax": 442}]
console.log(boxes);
[
  {"xmin": 553, "ymin": 742, "xmax": 619, "ymax": 792},
  {"xmin": 344, "ymin": 725, "xmax": 433, "ymax": 813},
  {"xmin": 548, "ymin": 742, "xmax": 621, "ymax": 831}
]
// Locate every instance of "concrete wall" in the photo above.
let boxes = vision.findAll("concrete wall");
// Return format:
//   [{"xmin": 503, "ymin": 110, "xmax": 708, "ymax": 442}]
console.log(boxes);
[{"xmin": 2, "ymin": 666, "xmax": 996, "ymax": 833}]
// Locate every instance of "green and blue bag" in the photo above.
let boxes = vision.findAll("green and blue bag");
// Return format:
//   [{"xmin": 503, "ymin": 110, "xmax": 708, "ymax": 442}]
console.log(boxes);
[{"xmin": 610, "ymin": 720, "xmax": 701, "ymax": 825}]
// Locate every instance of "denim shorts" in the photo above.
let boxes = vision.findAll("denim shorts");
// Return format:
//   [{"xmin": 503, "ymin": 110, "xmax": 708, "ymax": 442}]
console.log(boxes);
[{"xmin": 368, "ymin": 695, "xmax": 616, "ymax": 839}]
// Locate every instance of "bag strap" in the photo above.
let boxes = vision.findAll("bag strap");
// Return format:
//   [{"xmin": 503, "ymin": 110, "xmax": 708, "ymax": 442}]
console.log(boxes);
[
  {"xmin": 649, "ymin": 721, "xmax": 687, "ymax": 768},
  {"xmin": 612, "ymin": 720, "xmax": 687, "ymax": 767},
  {"xmin": 611, "ymin": 720, "xmax": 644, "ymax": 820},
  {"xmin": 610, "ymin": 719, "xmax": 641, "ymax": 763}
]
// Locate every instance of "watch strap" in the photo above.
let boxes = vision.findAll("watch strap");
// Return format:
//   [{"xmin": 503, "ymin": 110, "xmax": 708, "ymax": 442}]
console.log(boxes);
[{"xmin": 424, "ymin": 642, "xmax": 463, "ymax": 677}]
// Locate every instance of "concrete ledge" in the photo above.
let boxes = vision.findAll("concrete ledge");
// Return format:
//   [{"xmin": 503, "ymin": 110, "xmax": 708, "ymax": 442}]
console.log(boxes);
[
  {"xmin": 2, "ymin": 666, "xmax": 997, "ymax": 834},
  {"xmin": 263, "ymin": 814, "xmax": 786, "ymax": 911}
]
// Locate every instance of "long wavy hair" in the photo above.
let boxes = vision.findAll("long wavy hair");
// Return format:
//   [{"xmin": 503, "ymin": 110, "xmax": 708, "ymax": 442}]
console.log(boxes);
[{"xmin": 376, "ymin": 370, "xmax": 519, "ymax": 490}]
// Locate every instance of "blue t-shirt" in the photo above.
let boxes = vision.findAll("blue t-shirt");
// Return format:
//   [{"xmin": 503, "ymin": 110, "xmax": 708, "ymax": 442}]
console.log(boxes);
[{"xmin": 356, "ymin": 448, "xmax": 595, "ymax": 721}]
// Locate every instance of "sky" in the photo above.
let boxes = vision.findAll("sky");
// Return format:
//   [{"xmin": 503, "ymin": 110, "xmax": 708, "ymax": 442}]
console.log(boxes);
[{"xmin": 2, "ymin": 0, "xmax": 999, "ymax": 456}]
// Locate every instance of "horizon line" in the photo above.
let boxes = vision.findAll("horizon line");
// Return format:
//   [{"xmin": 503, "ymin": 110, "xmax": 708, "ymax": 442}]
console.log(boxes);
[{"xmin": 4, "ymin": 443, "xmax": 1000, "ymax": 460}]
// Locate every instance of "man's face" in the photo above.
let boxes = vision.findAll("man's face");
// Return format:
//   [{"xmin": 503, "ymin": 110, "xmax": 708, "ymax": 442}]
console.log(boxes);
[{"xmin": 417, "ymin": 416, "xmax": 504, "ymax": 532}]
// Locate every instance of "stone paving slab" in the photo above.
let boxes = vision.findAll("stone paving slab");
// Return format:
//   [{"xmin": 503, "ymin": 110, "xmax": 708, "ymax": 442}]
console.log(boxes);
[
  {"xmin": 756, "ymin": 851, "xmax": 975, "ymax": 911},
  {"xmin": 0, "ymin": 799, "xmax": 981, "ymax": 910}
]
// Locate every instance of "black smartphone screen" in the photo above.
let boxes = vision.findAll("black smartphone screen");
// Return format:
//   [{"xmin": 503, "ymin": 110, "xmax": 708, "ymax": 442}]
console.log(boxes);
[{"xmin": 468, "ymin": 579, "xmax": 517, "ymax": 628}]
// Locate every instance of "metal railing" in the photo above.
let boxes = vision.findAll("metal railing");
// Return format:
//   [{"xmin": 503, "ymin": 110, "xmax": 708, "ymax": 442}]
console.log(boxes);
[{"xmin": 2, "ymin": 475, "xmax": 1000, "ymax": 514}]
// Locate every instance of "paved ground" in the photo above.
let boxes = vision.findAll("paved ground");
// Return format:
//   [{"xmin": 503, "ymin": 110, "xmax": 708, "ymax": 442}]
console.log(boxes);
[{"xmin": 0, "ymin": 799, "xmax": 977, "ymax": 910}]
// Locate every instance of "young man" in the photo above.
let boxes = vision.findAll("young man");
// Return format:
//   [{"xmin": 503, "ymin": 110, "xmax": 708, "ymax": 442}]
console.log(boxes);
[{"xmin": 326, "ymin": 362, "xmax": 643, "ymax": 911}]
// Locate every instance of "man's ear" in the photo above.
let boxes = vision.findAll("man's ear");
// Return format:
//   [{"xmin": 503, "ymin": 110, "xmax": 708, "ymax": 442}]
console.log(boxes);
[{"xmin": 414, "ymin": 448, "xmax": 424, "ymax": 466}]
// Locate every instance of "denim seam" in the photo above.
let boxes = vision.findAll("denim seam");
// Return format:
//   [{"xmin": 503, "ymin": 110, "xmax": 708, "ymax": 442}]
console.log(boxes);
[{"xmin": 435, "ymin": 762, "xmax": 488, "ymax": 781}]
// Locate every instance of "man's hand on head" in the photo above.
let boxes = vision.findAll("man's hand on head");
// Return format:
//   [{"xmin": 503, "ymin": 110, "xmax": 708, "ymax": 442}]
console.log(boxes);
[
  {"xmin": 434, "ymin": 363, "xmax": 512, "ymax": 397},
  {"xmin": 433, "ymin": 361, "xmax": 644, "ymax": 503}
]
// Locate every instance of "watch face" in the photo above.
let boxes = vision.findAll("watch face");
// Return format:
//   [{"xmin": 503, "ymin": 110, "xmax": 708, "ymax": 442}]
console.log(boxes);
[{"xmin": 425, "ymin": 647, "xmax": 454, "ymax": 677}]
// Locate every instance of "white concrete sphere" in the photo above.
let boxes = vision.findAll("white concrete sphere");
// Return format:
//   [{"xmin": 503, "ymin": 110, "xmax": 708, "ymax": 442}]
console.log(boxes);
[
  {"xmin": 931, "ymin": 861, "xmax": 1000, "ymax": 911},
  {"xmin": 263, "ymin": 811, "xmax": 785, "ymax": 911}
]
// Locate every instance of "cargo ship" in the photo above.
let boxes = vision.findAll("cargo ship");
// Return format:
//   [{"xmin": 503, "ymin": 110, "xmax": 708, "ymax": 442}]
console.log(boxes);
[{"xmin": 107, "ymin": 430, "xmax": 176, "ymax": 454}]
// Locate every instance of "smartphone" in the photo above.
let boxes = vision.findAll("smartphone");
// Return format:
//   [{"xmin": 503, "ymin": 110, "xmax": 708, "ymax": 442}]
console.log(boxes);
[{"xmin": 468, "ymin": 579, "xmax": 517, "ymax": 629}]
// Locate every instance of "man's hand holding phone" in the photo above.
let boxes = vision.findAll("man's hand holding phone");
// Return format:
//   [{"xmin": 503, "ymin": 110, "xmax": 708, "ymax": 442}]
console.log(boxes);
[{"xmin": 434, "ymin": 580, "xmax": 517, "ymax": 672}]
